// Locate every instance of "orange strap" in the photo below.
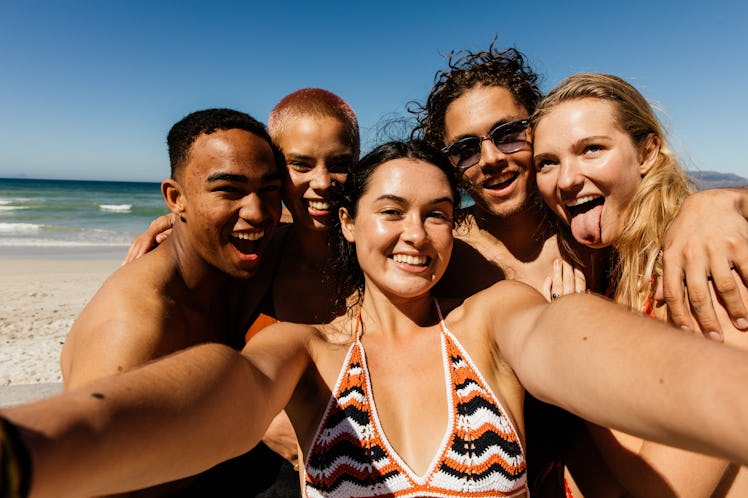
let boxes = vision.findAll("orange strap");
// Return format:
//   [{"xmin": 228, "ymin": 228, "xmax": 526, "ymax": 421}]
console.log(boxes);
[{"xmin": 244, "ymin": 313, "xmax": 279, "ymax": 343}]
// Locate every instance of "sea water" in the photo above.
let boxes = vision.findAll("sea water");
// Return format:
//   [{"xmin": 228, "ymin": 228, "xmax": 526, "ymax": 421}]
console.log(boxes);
[{"xmin": 0, "ymin": 178, "xmax": 168, "ymax": 258}]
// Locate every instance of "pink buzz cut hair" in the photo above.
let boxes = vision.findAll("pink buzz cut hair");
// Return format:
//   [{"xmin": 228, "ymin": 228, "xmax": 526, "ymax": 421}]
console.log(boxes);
[{"xmin": 268, "ymin": 88, "xmax": 360, "ymax": 160}]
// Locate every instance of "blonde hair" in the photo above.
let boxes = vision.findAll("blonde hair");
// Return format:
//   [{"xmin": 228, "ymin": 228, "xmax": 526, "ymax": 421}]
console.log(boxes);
[
  {"xmin": 267, "ymin": 88, "xmax": 360, "ymax": 160},
  {"xmin": 531, "ymin": 73, "xmax": 694, "ymax": 312}
]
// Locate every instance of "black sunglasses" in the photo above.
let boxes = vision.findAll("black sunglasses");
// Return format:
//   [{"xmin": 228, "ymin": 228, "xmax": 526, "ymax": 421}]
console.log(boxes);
[{"xmin": 441, "ymin": 118, "xmax": 530, "ymax": 170}]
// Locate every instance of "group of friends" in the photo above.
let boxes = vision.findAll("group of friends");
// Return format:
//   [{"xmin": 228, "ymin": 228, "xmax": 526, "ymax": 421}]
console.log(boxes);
[{"xmin": 3, "ymin": 43, "xmax": 748, "ymax": 498}]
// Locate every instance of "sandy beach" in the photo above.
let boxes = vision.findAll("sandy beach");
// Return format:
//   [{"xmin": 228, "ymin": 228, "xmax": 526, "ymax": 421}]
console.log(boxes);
[{"xmin": 0, "ymin": 255, "xmax": 122, "ymax": 404}]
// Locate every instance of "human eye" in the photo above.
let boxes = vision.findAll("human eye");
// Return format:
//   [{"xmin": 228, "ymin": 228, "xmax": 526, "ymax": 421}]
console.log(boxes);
[
  {"xmin": 428, "ymin": 210, "xmax": 453, "ymax": 224},
  {"xmin": 328, "ymin": 158, "xmax": 352, "ymax": 175},
  {"xmin": 212, "ymin": 182, "xmax": 239, "ymax": 193},
  {"xmin": 287, "ymin": 160, "xmax": 312, "ymax": 172},
  {"xmin": 449, "ymin": 138, "xmax": 477, "ymax": 157},
  {"xmin": 582, "ymin": 143, "xmax": 604, "ymax": 157},
  {"xmin": 379, "ymin": 206, "xmax": 403, "ymax": 219},
  {"xmin": 533, "ymin": 156, "xmax": 557, "ymax": 172},
  {"xmin": 492, "ymin": 121, "xmax": 528, "ymax": 145},
  {"xmin": 212, "ymin": 183, "xmax": 245, "ymax": 199},
  {"xmin": 260, "ymin": 182, "xmax": 282, "ymax": 194}
]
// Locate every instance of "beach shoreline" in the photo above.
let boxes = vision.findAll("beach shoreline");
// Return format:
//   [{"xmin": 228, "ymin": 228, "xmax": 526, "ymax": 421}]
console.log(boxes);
[{"xmin": 0, "ymin": 254, "xmax": 122, "ymax": 403}]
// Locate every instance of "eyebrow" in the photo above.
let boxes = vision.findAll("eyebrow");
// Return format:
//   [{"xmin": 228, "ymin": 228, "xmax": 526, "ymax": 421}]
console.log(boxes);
[
  {"xmin": 374, "ymin": 194, "xmax": 454, "ymax": 205},
  {"xmin": 206, "ymin": 171, "xmax": 282, "ymax": 183},
  {"xmin": 285, "ymin": 152, "xmax": 354, "ymax": 161}
]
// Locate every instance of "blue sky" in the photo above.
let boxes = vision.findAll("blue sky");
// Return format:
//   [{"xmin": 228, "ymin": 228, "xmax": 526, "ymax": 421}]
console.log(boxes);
[{"xmin": 1, "ymin": 0, "xmax": 746, "ymax": 182}]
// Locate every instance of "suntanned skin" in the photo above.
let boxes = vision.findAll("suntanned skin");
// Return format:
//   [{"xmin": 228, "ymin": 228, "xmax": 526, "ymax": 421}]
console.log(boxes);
[
  {"xmin": 8, "ymin": 159, "xmax": 748, "ymax": 498},
  {"xmin": 119, "ymin": 107, "xmax": 360, "ymax": 476},
  {"xmin": 435, "ymin": 85, "xmax": 600, "ymax": 302},
  {"xmin": 533, "ymin": 94, "xmax": 748, "ymax": 498},
  {"xmin": 59, "ymin": 127, "xmax": 283, "ymax": 496},
  {"xmin": 266, "ymin": 114, "xmax": 355, "ymax": 324},
  {"xmin": 62, "ymin": 129, "xmax": 282, "ymax": 387}
]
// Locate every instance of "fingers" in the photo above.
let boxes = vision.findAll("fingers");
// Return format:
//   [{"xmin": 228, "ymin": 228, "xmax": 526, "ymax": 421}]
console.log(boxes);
[
  {"xmin": 155, "ymin": 228, "xmax": 173, "ymax": 244},
  {"xmin": 122, "ymin": 233, "xmax": 156, "ymax": 265},
  {"xmin": 710, "ymin": 260, "xmax": 748, "ymax": 331},
  {"xmin": 547, "ymin": 259, "xmax": 587, "ymax": 302},
  {"xmin": 662, "ymin": 188, "xmax": 748, "ymax": 335},
  {"xmin": 574, "ymin": 267, "xmax": 586, "ymax": 294},
  {"xmin": 683, "ymin": 256, "xmax": 722, "ymax": 339},
  {"xmin": 543, "ymin": 276, "xmax": 554, "ymax": 302},
  {"xmin": 121, "ymin": 214, "xmax": 177, "ymax": 265}
]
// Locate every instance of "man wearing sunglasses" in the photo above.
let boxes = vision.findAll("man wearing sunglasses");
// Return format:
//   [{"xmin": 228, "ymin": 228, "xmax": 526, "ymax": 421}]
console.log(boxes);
[
  {"xmin": 412, "ymin": 41, "xmax": 748, "ymax": 337},
  {"xmin": 412, "ymin": 41, "xmax": 748, "ymax": 497},
  {"xmin": 411, "ymin": 43, "xmax": 571, "ymax": 301}
]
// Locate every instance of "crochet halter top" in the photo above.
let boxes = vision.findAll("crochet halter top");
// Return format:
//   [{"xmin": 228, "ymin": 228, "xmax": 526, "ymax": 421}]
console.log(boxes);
[{"xmin": 304, "ymin": 301, "xmax": 527, "ymax": 497}]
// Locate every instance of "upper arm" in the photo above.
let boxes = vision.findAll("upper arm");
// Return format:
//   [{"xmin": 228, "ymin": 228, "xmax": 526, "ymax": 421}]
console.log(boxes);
[
  {"xmin": 61, "ymin": 283, "xmax": 168, "ymax": 390},
  {"xmin": 240, "ymin": 322, "xmax": 313, "ymax": 415},
  {"xmin": 479, "ymin": 280, "xmax": 551, "ymax": 374}
]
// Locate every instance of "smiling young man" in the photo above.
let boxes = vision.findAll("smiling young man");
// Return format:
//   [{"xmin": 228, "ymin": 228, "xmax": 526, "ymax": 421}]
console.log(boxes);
[
  {"xmin": 60, "ymin": 108, "xmax": 287, "ymax": 496},
  {"xmin": 411, "ymin": 44, "xmax": 586, "ymax": 301}
]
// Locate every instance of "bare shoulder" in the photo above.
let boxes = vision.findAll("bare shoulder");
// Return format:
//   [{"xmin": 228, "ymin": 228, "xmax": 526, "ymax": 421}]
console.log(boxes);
[
  {"xmin": 469, "ymin": 279, "xmax": 547, "ymax": 311},
  {"xmin": 61, "ymin": 252, "xmax": 177, "ymax": 387},
  {"xmin": 72, "ymin": 252, "xmax": 172, "ymax": 332}
]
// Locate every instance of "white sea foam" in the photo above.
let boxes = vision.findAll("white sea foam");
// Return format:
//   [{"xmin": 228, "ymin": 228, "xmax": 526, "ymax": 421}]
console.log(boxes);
[
  {"xmin": 99, "ymin": 204, "xmax": 132, "ymax": 213},
  {"xmin": 0, "ymin": 238, "xmax": 128, "ymax": 247},
  {"xmin": 0, "ymin": 222, "xmax": 42, "ymax": 233}
]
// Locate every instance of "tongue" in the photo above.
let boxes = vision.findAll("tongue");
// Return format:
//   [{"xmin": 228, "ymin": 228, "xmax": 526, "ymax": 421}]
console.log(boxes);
[{"xmin": 570, "ymin": 204, "xmax": 603, "ymax": 246}]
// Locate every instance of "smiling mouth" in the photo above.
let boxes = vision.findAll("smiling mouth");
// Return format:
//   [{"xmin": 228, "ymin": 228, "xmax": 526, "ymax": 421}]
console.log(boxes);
[
  {"xmin": 564, "ymin": 195, "xmax": 604, "ymax": 216},
  {"xmin": 483, "ymin": 171, "xmax": 519, "ymax": 190},
  {"xmin": 392, "ymin": 254, "xmax": 430, "ymax": 266},
  {"xmin": 308, "ymin": 200, "xmax": 331, "ymax": 211},
  {"xmin": 231, "ymin": 230, "xmax": 264, "ymax": 254}
]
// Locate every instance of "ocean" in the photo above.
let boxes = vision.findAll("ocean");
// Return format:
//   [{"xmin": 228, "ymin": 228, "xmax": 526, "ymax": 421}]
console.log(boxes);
[{"xmin": 0, "ymin": 178, "xmax": 168, "ymax": 258}]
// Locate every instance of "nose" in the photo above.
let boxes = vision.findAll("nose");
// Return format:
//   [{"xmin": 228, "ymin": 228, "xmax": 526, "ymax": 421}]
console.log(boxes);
[
  {"xmin": 477, "ymin": 138, "xmax": 508, "ymax": 169},
  {"xmin": 239, "ymin": 192, "xmax": 274, "ymax": 225},
  {"xmin": 310, "ymin": 166, "xmax": 332, "ymax": 191},
  {"xmin": 557, "ymin": 158, "xmax": 583, "ymax": 193},
  {"xmin": 402, "ymin": 213, "xmax": 428, "ymax": 246}
]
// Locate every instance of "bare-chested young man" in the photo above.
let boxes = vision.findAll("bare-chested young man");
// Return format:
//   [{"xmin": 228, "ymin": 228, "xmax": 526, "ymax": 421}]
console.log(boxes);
[
  {"xmin": 410, "ymin": 45, "xmax": 595, "ymax": 300},
  {"xmin": 120, "ymin": 89, "xmax": 361, "ymax": 495},
  {"xmin": 60, "ymin": 108, "xmax": 289, "ymax": 497}
]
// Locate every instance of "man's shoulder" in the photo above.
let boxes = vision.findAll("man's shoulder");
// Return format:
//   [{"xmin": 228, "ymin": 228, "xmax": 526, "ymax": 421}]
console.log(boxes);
[{"xmin": 74, "ymin": 252, "xmax": 179, "ymax": 337}]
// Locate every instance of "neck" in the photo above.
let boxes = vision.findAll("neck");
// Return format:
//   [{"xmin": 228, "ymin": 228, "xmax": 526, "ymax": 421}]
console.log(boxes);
[
  {"xmin": 289, "ymin": 224, "xmax": 331, "ymax": 266},
  {"xmin": 471, "ymin": 202, "xmax": 554, "ymax": 261},
  {"xmin": 165, "ymin": 229, "xmax": 233, "ymax": 300},
  {"xmin": 358, "ymin": 285, "xmax": 438, "ymax": 341}
]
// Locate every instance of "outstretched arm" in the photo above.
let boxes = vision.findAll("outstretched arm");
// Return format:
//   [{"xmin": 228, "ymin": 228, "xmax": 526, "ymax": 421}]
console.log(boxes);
[
  {"xmin": 661, "ymin": 187, "xmax": 748, "ymax": 336},
  {"xmin": 1, "ymin": 324, "xmax": 310, "ymax": 498},
  {"xmin": 488, "ymin": 282, "xmax": 748, "ymax": 465}
]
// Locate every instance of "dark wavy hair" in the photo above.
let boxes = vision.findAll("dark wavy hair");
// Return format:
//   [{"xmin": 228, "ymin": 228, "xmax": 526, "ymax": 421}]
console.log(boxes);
[
  {"xmin": 167, "ymin": 108, "xmax": 282, "ymax": 179},
  {"xmin": 327, "ymin": 140, "xmax": 466, "ymax": 311},
  {"xmin": 409, "ymin": 40, "xmax": 542, "ymax": 147}
]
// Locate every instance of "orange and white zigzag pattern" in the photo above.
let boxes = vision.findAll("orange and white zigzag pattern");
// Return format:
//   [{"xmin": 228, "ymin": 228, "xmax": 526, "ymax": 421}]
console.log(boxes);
[{"xmin": 304, "ymin": 325, "xmax": 527, "ymax": 497}]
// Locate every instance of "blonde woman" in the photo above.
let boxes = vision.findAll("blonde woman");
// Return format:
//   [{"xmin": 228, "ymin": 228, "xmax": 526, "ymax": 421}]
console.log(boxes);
[{"xmin": 532, "ymin": 72, "xmax": 748, "ymax": 496}]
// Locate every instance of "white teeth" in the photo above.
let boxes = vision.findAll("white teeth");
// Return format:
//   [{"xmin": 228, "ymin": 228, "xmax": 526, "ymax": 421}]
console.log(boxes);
[
  {"xmin": 308, "ymin": 200, "xmax": 330, "ymax": 211},
  {"xmin": 392, "ymin": 254, "xmax": 428, "ymax": 265},
  {"xmin": 565, "ymin": 195, "xmax": 601, "ymax": 207},
  {"xmin": 485, "ymin": 171, "xmax": 517, "ymax": 188},
  {"xmin": 232, "ymin": 231, "xmax": 263, "ymax": 241}
]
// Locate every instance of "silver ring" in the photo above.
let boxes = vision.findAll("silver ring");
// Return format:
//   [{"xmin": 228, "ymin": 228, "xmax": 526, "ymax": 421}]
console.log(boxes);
[{"xmin": 551, "ymin": 293, "xmax": 559, "ymax": 300}]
